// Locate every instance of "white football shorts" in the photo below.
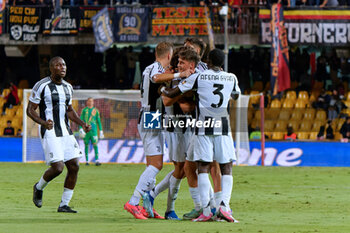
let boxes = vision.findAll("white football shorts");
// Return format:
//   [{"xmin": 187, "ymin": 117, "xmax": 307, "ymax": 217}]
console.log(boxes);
[
  {"xmin": 193, "ymin": 133, "xmax": 236, "ymax": 164},
  {"xmin": 41, "ymin": 135, "xmax": 82, "ymax": 165},
  {"xmin": 165, "ymin": 129, "xmax": 192, "ymax": 163},
  {"xmin": 138, "ymin": 124, "xmax": 164, "ymax": 156}
]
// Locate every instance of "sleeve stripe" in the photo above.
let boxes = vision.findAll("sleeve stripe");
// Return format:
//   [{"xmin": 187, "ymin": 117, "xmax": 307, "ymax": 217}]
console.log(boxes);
[{"xmin": 33, "ymin": 77, "xmax": 50, "ymax": 92}]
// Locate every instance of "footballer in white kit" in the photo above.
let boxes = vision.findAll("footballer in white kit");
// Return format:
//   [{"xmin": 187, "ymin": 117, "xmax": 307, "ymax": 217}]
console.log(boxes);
[
  {"xmin": 124, "ymin": 42, "xmax": 194, "ymax": 220},
  {"xmin": 162, "ymin": 49, "xmax": 240, "ymax": 222},
  {"xmin": 28, "ymin": 57, "xmax": 91, "ymax": 213}
]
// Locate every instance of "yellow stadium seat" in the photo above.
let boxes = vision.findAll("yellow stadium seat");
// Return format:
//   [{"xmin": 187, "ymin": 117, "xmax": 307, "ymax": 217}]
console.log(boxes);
[
  {"xmin": 288, "ymin": 120, "xmax": 300, "ymax": 131},
  {"xmin": 315, "ymin": 110, "xmax": 327, "ymax": 121},
  {"xmin": 266, "ymin": 108, "xmax": 279, "ymax": 120},
  {"xmin": 285, "ymin": 91, "xmax": 297, "ymax": 100},
  {"xmin": 344, "ymin": 100, "xmax": 350, "ymax": 108},
  {"xmin": 5, "ymin": 108, "xmax": 16, "ymax": 117},
  {"xmin": 278, "ymin": 109, "xmax": 291, "ymax": 120},
  {"xmin": 299, "ymin": 121, "xmax": 312, "ymax": 131},
  {"xmin": 248, "ymin": 109, "xmax": 254, "ymax": 122},
  {"xmin": 272, "ymin": 132, "xmax": 285, "ymax": 140},
  {"xmin": 337, "ymin": 118, "xmax": 346, "ymax": 131},
  {"xmin": 297, "ymin": 132, "xmax": 309, "ymax": 140},
  {"xmin": 309, "ymin": 132, "xmax": 318, "ymax": 140},
  {"xmin": 2, "ymin": 89, "xmax": 10, "ymax": 97},
  {"xmin": 282, "ymin": 99, "xmax": 294, "ymax": 108},
  {"xmin": 254, "ymin": 110, "xmax": 262, "ymax": 121},
  {"xmin": 275, "ymin": 120, "xmax": 287, "ymax": 131},
  {"xmin": 250, "ymin": 118, "xmax": 260, "ymax": 129},
  {"xmin": 17, "ymin": 89, "xmax": 23, "ymax": 101},
  {"xmin": 270, "ymin": 99, "xmax": 281, "ymax": 108},
  {"xmin": 312, "ymin": 120, "xmax": 324, "ymax": 132},
  {"xmin": 303, "ymin": 109, "xmax": 316, "ymax": 121},
  {"xmin": 335, "ymin": 132, "xmax": 342, "ymax": 140},
  {"xmin": 341, "ymin": 108, "xmax": 350, "ymax": 116},
  {"xmin": 264, "ymin": 120, "xmax": 275, "ymax": 131},
  {"xmin": 298, "ymin": 91, "xmax": 309, "ymax": 100},
  {"xmin": 290, "ymin": 110, "xmax": 304, "ymax": 120},
  {"xmin": 346, "ymin": 92, "xmax": 350, "ymax": 101},
  {"xmin": 295, "ymin": 99, "xmax": 307, "ymax": 108}
]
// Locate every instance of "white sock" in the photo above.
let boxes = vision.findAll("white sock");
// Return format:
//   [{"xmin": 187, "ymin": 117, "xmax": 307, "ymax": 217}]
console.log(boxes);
[
  {"xmin": 36, "ymin": 176, "xmax": 49, "ymax": 191},
  {"xmin": 221, "ymin": 175, "xmax": 233, "ymax": 211},
  {"xmin": 129, "ymin": 165, "xmax": 159, "ymax": 206},
  {"xmin": 151, "ymin": 170, "xmax": 173, "ymax": 199},
  {"xmin": 189, "ymin": 187, "xmax": 201, "ymax": 211},
  {"xmin": 209, "ymin": 186, "xmax": 215, "ymax": 209},
  {"xmin": 59, "ymin": 188, "xmax": 74, "ymax": 207},
  {"xmin": 166, "ymin": 175, "xmax": 181, "ymax": 212},
  {"xmin": 214, "ymin": 191, "xmax": 222, "ymax": 211},
  {"xmin": 198, "ymin": 173, "xmax": 211, "ymax": 216}
]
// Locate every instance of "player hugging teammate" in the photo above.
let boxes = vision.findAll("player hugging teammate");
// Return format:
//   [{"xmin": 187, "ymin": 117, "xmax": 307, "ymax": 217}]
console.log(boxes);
[{"xmin": 124, "ymin": 39, "xmax": 240, "ymax": 223}]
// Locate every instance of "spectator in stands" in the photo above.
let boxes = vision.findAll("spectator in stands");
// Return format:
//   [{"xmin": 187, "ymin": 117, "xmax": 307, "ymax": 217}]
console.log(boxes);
[
  {"xmin": 328, "ymin": 89, "xmax": 346, "ymax": 120},
  {"xmin": 312, "ymin": 88, "xmax": 330, "ymax": 111},
  {"xmin": 3, "ymin": 120, "xmax": 15, "ymax": 136},
  {"xmin": 249, "ymin": 127, "xmax": 261, "ymax": 140},
  {"xmin": 2, "ymin": 82, "xmax": 19, "ymax": 116},
  {"xmin": 317, "ymin": 120, "xmax": 334, "ymax": 140},
  {"xmin": 284, "ymin": 126, "xmax": 297, "ymax": 141},
  {"xmin": 16, "ymin": 129, "xmax": 23, "ymax": 137},
  {"xmin": 340, "ymin": 117, "xmax": 350, "ymax": 142}
]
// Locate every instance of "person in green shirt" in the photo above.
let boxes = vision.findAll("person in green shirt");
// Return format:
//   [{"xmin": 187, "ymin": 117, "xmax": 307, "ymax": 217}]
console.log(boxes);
[{"xmin": 79, "ymin": 98, "xmax": 104, "ymax": 166}]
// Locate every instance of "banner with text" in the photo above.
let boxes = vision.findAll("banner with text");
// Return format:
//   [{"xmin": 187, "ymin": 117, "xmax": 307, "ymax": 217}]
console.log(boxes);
[
  {"xmin": 113, "ymin": 6, "xmax": 148, "ymax": 42},
  {"xmin": 270, "ymin": 3, "xmax": 290, "ymax": 94},
  {"xmin": 92, "ymin": 7, "xmax": 115, "ymax": 53},
  {"xmin": 260, "ymin": 8, "xmax": 350, "ymax": 45},
  {"xmin": 42, "ymin": 7, "xmax": 79, "ymax": 35},
  {"xmin": 8, "ymin": 6, "xmax": 40, "ymax": 41},
  {"xmin": 17, "ymin": 138, "xmax": 350, "ymax": 167},
  {"xmin": 79, "ymin": 6, "xmax": 103, "ymax": 32},
  {"xmin": 152, "ymin": 7, "xmax": 209, "ymax": 36}
]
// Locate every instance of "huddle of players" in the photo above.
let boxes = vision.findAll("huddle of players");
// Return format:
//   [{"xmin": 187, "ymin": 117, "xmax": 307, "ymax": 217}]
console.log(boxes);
[{"xmin": 124, "ymin": 38, "xmax": 240, "ymax": 222}]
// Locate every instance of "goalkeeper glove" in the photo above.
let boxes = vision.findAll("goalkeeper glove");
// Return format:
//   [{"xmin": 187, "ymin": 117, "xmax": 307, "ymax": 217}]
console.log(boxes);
[
  {"xmin": 79, "ymin": 128, "xmax": 86, "ymax": 138},
  {"xmin": 99, "ymin": 130, "xmax": 104, "ymax": 139}
]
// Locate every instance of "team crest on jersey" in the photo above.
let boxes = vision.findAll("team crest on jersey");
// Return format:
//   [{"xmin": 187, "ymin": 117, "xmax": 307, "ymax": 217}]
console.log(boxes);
[
  {"xmin": 181, "ymin": 80, "xmax": 186, "ymax": 85},
  {"xmin": 49, "ymin": 152, "xmax": 53, "ymax": 158},
  {"xmin": 143, "ymin": 110, "xmax": 161, "ymax": 129}
]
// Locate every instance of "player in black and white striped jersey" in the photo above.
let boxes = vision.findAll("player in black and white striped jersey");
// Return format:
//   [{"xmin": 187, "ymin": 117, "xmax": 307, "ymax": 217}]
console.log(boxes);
[
  {"xmin": 161, "ymin": 49, "xmax": 240, "ymax": 222},
  {"xmin": 28, "ymin": 56, "xmax": 91, "ymax": 213},
  {"xmin": 183, "ymin": 37, "xmax": 224, "ymax": 220},
  {"xmin": 125, "ymin": 42, "xmax": 194, "ymax": 220}
]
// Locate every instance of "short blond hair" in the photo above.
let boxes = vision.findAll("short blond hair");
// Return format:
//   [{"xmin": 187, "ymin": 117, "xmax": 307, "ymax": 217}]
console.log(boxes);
[{"xmin": 155, "ymin": 42, "xmax": 173, "ymax": 58}]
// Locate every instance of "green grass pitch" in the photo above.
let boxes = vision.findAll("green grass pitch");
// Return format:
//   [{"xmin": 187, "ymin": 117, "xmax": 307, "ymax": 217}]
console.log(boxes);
[{"xmin": 1, "ymin": 163, "xmax": 350, "ymax": 233}]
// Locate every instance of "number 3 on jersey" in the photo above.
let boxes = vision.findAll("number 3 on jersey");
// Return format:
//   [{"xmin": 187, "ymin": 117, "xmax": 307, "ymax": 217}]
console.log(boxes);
[{"xmin": 211, "ymin": 84, "xmax": 224, "ymax": 108}]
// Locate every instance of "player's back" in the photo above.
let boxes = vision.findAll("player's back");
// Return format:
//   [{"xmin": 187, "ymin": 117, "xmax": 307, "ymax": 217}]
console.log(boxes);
[
  {"xmin": 196, "ymin": 69, "xmax": 238, "ymax": 111},
  {"xmin": 195, "ymin": 69, "xmax": 239, "ymax": 135},
  {"xmin": 140, "ymin": 62, "xmax": 164, "ymax": 111}
]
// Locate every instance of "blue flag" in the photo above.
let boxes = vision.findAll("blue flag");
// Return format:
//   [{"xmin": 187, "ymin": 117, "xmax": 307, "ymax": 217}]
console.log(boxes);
[{"xmin": 92, "ymin": 7, "xmax": 115, "ymax": 53}]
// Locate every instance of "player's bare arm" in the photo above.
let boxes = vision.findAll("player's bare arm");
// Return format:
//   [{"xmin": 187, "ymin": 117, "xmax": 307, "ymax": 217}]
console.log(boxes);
[
  {"xmin": 26, "ymin": 101, "xmax": 53, "ymax": 130},
  {"xmin": 152, "ymin": 69, "xmax": 194, "ymax": 83},
  {"xmin": 67, "ymin": 105, "xmax": 91, "ymax": 133},
  {"xmin": 161, "ymin": 86, "xmax": 182, "ymax": 98}
]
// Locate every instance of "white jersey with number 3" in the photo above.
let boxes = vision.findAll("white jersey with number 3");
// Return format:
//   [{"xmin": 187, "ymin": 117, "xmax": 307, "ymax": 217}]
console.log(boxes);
[{"xmin": 178, "ymin": 69, "xmax": 240, "ymax": 135}]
